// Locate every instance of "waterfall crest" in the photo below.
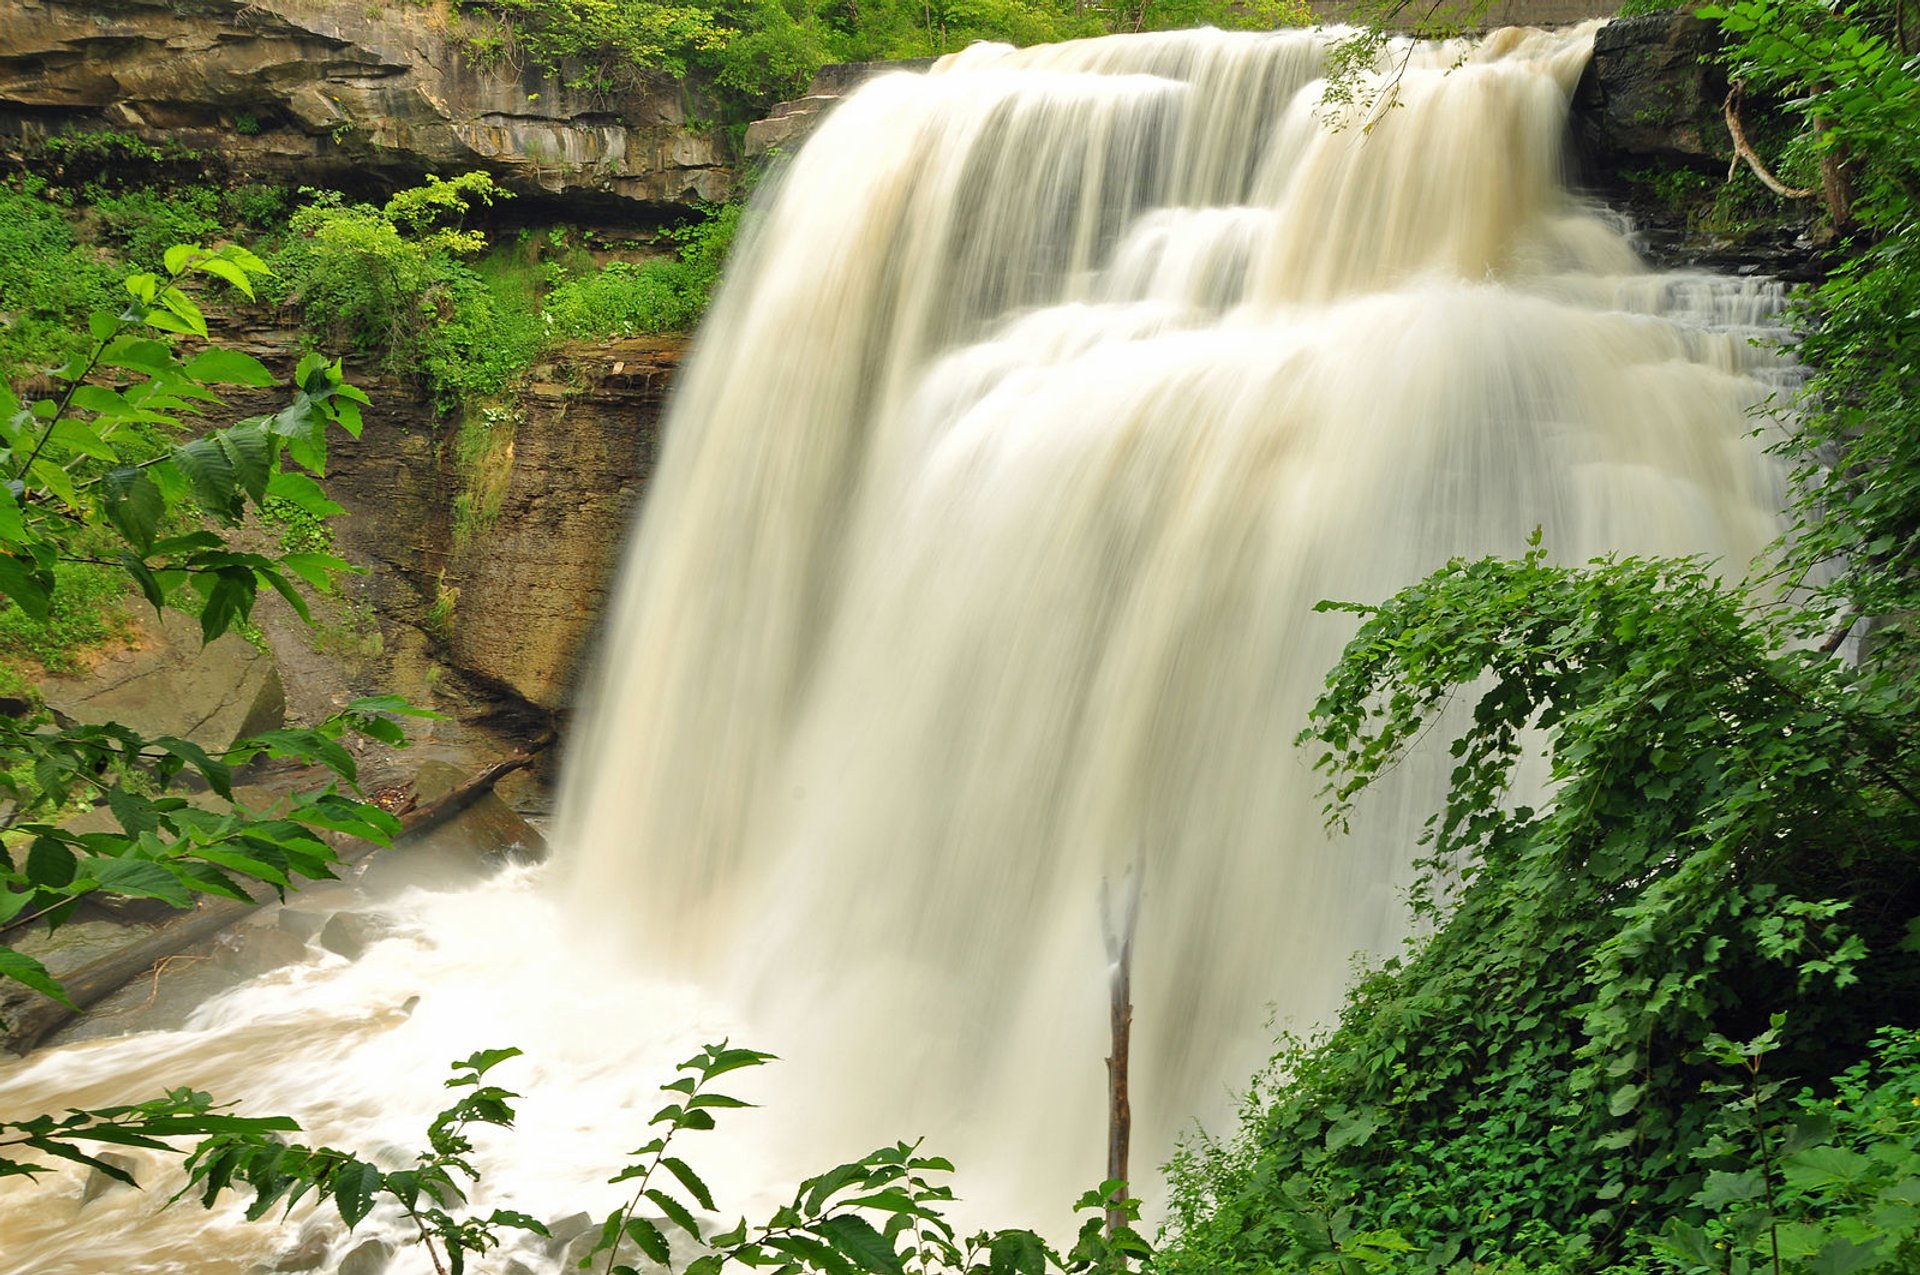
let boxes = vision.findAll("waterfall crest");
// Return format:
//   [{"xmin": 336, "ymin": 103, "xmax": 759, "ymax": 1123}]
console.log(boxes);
[{"xmin": 557, "ymin": 21, "xmax": 1791, "ymax": 1217}]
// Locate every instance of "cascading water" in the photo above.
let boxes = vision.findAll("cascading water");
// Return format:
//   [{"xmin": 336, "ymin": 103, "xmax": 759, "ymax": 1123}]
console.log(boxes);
[{"xmin": 0, "ymin": 22, "xmax": 1794, "ymax": 1273}]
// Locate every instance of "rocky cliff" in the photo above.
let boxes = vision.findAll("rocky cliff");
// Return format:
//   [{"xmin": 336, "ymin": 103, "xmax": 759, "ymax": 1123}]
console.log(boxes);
[
  {"xmin": 204, "ymin": 317, "xmax": 677, "ymax": 743},
  {"xmin": 0, "ymin": 0, "xmax": 731, "ymax": 210}
]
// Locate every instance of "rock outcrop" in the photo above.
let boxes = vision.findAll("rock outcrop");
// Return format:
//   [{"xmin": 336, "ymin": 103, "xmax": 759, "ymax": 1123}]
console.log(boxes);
[
  {"xmin": 38, "ymin": 608, "xmax": 284, "ymax": 751},
  {"xmin": 444, "ymin": 338, "xmax": 680, "ymax": 710},
  {"xmin": 1571, "ymin": 9, "xmax": 1825, "ymax": 279},
  {"xmin": 743, "ymin": 58, "xmax": 936, "ymax": 160},
  {"xmin": 0, "ymin": 0, "xmax": 731, "ymax": 209}
]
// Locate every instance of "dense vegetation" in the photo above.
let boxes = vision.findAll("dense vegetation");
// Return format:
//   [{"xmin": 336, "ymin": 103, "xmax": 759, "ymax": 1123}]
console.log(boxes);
[
  {"xmin": 1158, "ymin": 2, "xmax": 1920, "ymax": 1273},
  {"xmin": 455, "ymin": 0, "xmax": 1309, "ymax": 109}
]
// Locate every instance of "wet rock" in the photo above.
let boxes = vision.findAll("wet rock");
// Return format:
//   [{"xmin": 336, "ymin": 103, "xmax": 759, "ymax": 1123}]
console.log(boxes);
[
  {"xmin": 545, "ymin": 1211, "xmax": 598, "ymax": 1257},
  {"xmin": 1571, "ymin": 11, "xmax": 1827, "ymax": 280},
  {"xmin": 271, "ymin": 1227, "xmax": 330, "ymax": 1272},
  {"xmin": 218, "ymin": 920, "xmax": 311, "ymax": 976},
  {"xmin": 0, "ymin": 0, "xmax": 732, "ymax": 208},
  {"xmin": 275, "ymin": 906, "xmax": 333, "ymax": 942},
  {"xmin": 336, "ymin": 1237, "xmax": 393, "ymax": 1275},
  {"xmin": 743, "ymin": 59, "xmax": 936, "ymax": 161},
  {"xmin": 79, "ymin": 1152, "xmax": 137, "ymax": 1204},
  {"xmin": 441, "ymin": 340, "xmax": 682, "ymax": 710},
  {"xmin": 1575, "ymin": 10, "xmax": 1729, "ymax": 167},
  {"xmin": 318, "ymin": 911, "xmax": 388, "ymax": 961}
]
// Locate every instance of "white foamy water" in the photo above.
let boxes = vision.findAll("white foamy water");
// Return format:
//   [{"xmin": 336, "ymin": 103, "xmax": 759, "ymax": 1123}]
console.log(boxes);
[{"xmin": 2, "ymin": 21, "xmax": 1793, "ymax": 1270}]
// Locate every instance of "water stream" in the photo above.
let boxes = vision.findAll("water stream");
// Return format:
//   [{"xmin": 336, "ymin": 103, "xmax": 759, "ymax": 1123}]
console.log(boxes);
[{"xmin": 1, "ymin": 22, "xmax": 1794, "ymax": 1273}]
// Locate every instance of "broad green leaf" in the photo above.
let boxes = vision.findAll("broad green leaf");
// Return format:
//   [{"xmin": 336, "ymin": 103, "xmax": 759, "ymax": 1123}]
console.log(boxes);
[
  {"xmin": 29, "ymin": 457, "xmax": 80, "ymax": 509},
  {"xmin": 332, "ymin": 1158, "xmax": 383, "ymax": 1229},
  {"xmin": 25, "ymin": 837, "xmax": 77, "ymax": 888},
  {"xmin": 106, "ymin": 788, "xmax": 161, "ymax": 837},
  {"xmin": 280, "ymin": 552, "xmax": 353, "ymax": 592},
  {"xmin": 98, "ymin": 337, "xmax": 174, "ymax": 374},
  {"xmin": 162, "ymin": 244, "xmax": 203, "ymax": 276},
  {"xmin": 813, "ymin": 1214, "xmax": 904, "ymax": 1275},
  {"xmin": 264, "ymin": 470, "xmax": 342, "ymax": 518},
  {"xmin": 214, "ymin": 423, "xmax": 273, "ymax": 503},
  {"xmin": 186, "ymin": 349, "xmax": 275, "ymax": 388},
  {"xmin": 189, "ymin": 256, "xmax": 258, "ymax": 300},
  {"xmin": 0, "ymin": 483, "xmax": 26, "ymax": 545},
  {"xmin": 646, "ymin": 1187, "xmax": 702, "ymax": 1238},
  {"xmin": 0, "ymin": 554, "xmax": 52, "ymax": 621},
  {"xmin": 661, "ymin": 1156, "xmax": 716, "ymax": 1211},
  {"xmin": 0, "ymin": 947, "xmax": 76, "ymax": 1007},
  {"xmin": 104, "ymin": 468, "xmax": 165, "ymax": 555},
  {"xmin": 172, "ymin": 437, "xmax": 242, "ymax": 520},
  {"xmin": 623, "ymin": 1215, "xmax": 673, "ymax": 1265},
  {"xmin": 197, "ymin": 567, "xmax": 257, "ymax": 644},
  {"xmin": 86, "ymin": 857, "xmax": 192, "ymax": 909}
]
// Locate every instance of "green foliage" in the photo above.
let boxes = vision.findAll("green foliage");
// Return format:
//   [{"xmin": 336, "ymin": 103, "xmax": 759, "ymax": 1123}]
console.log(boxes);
[
  {"xmin": 273, "ymin": 177, "xmax": 543, "ymax": 410},
  {"xmin": 181, "ymin": 1048, "xmax": 546, "ymax": 1274},
  {"xmin": 91, "ymin": 185, "xmax": 224, "ymax": 271},
  {"xmin": 1693, "ymin": 0, "xmax": 1920, "ymax": 638},
  {"xmin": 0, "ymin": 244, "xmax": 428, "ymax": 1028},
  {"xmin": 0, "ymin": 177, "xmax": 123, "ymax": 379},
  {"xmin": 1161, "ymin": 547, "xmax": 1920, "ymax": 1274},
  {"xmin": 163, "ymin": 1041, "xmax": 1154, "ymax": 1275},
  {"xmin": 0, "ymin": 556, "xmax": 134, "ymax": 674},
  {"xmin": 1647, "ymin": 1022, "xmax": 1920, "ymax": 1275},
  {"xmin": 25, "ymin": 131, "xmax": 208, "ymax": 191},
  {"xmin": 222, "ymin": 182, "xmax": 293, "ymax": 231},
  {"xmin": 544, "ymin": 202, "xmax": 740, "ymax": 338},
  {"xmin": 460, "ymin": 0, "xmax": 1307, "ymax": 113}
]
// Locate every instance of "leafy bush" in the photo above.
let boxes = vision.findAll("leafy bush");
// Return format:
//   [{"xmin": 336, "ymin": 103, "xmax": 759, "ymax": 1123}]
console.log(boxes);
[
  {"xmin": 544, "ymin": 202, "xmax": 739, "ymax": 337},
  {"xmin": 90, "ymin": 185, "xmax": 223, "ymax": 269},
  {"xmin": 1161, "ymin": 548, "xmax": 1920, "ymax": 1274},
  {"xmin": 273, "ymin": 176, "xmax": 543, "ymax": 409},
  {"xmin": 0, "ymin": 177, "xmax": 122, "ymax": 378}
]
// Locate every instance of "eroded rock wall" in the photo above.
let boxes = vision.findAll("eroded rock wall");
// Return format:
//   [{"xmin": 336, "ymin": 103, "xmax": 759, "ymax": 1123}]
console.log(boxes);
[{"xmin": 0, "ymin": 0, "xmax": 731, "ymax": 208}]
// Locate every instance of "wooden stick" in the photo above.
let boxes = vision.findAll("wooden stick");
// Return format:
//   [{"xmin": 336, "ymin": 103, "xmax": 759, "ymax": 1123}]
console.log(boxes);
[
  {"xmin": 1100, "ymin": 863, "xmax": 1143, "ymax": 1238},
  {"xmin": 1724, "ymin": 82, "xmax": 1817, "ymax": 200}
]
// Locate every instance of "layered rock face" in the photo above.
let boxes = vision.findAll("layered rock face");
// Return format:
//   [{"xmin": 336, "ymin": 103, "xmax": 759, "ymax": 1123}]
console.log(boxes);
[
  {"xmin": 0, "ymin": 0, "xmax": 731, "ymax": 208},
  {"xmin": 443, "ymin": 339, "xmax": 680, "ymax": 710}
]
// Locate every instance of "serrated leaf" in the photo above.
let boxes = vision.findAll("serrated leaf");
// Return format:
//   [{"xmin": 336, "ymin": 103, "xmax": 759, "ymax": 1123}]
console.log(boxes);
[
  {"xmin": 0, "ymin": 947, "xmax": 76, "ymax": 1007},
  {"xmin": 333, "ymin": 1159, "xmax": 383, "ymax": 1229},
  {"xmin": 104, "ymin": 468, "xmax": 165, "ymax": 555},
  {"xmin": 647, "ymin": 1186, "xmax": 702, "ymax": 1238},
  {"xmin": 106, "ymin": 788, "xmax": 161, "ymax": 837},
  {"xmin": 86, "ymin": 857, "xmax": 192, "ymax": 908},
  {"xmin": 0, "ymin": 482, "xmax": 25, "ymax": 544},
  {"xmin": 661, "ymin": 1156, "xmax": 716, "ymax": 1211},
  {"xmin": 264, "ymin": 470, "xmax": 342, "ymax": 518},
  {"xmin": 172, "ymin": 436, "xmax": 242, "ymax": 520},
  {"xmin": 0, "ymin": 554, "xmax": 52, "ymax": 621},
  {"xmin": 623, "ymin": 1215, "xmax": 672, "ymax": 1264},
  {"xmin": 197, "ymin": 567, "xmax": 257, "ymax": 643},
  {"xmin": 814, "ymin": 1214, "xmax": 904, "ymax": 1275}
]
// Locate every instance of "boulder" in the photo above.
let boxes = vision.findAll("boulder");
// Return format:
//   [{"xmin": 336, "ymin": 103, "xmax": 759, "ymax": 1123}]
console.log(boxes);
[
  {"xmin": 37, "ymin": 609, "xmax": 284, "ymax": 753},
  {"xmin": 336, "ymin": 1237, "xmax": 393, "ymax": 1275},
  {"xmin": 1573, "ymin": 10, "xmax": 1730, "ymax": 168}
]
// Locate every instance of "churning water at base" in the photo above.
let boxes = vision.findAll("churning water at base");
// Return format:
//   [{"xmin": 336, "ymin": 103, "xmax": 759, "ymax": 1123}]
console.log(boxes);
[{"xmin": 2, "ymin": 21, "xmax": 1793, "ymax": 1272}]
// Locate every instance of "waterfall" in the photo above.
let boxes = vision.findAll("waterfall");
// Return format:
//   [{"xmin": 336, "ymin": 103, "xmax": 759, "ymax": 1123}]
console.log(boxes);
[
  {"xmin": 557, "ymin": 20, "xmax": 1788, "ymax": 1225},
  {"xmin": 0, "ymin": 22, "xmax": 1793, "ymax": 1272}
]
